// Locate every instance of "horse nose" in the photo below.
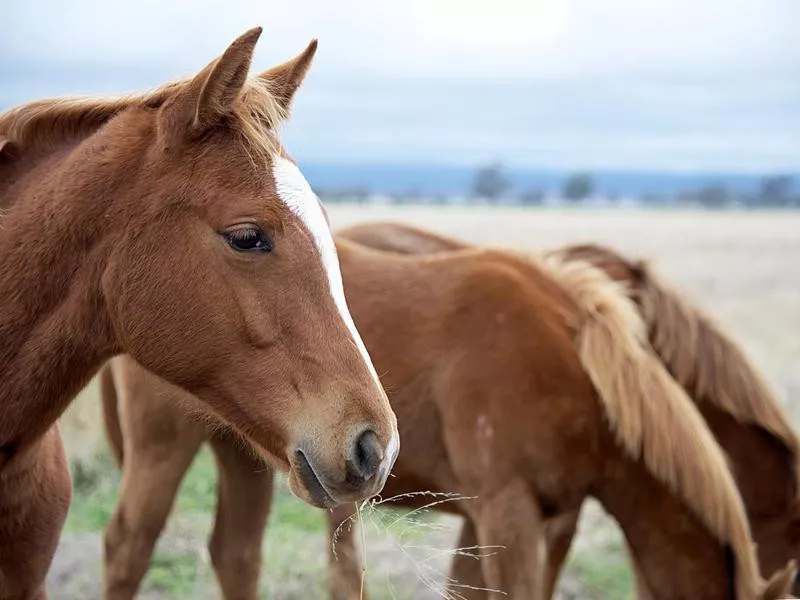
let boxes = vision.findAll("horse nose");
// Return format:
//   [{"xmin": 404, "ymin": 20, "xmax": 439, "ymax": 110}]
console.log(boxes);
[{"xmin": 348, "ymin": 429, "xmax": 383, "ymax": 482}]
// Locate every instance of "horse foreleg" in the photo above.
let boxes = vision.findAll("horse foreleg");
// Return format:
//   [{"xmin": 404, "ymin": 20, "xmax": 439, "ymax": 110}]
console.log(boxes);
[
  {"xmin": 446, "ymin": 518, "xmax": 487, "ymax": 600},
  {"xmin": 207, "ymin": 435, "xmax": 274, "ymax": 600},
  {"xmin": 0, "ymin": 427, "xmax": 71, "ymax": 600},
  {"xmin": 327, "ymin": 502, "xmax": 367, "ymax": 600},
  {"xmin": 103, "ymin": 412, "xmax": 204, "ymax": 599},
  {"xmin": 622, "ymin": 537, "xmax": 656, "ymax": 600},
  {"xmin": 471, "ymin": 478, "xmax": 549, "ymax": 599},
  {"xmin": 541, "ymin": 508, "xmax": 580, "ymax": 598},
  {"xmin": 446, "ymin": 505, "xmax": 580, "ymax": 600}
]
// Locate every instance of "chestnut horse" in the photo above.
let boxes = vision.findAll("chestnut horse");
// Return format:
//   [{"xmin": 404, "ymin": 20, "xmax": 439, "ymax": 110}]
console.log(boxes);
[
  {"xmin": 100, "ymin": 228, "xmax": 795, "ymax": 599},
  {"xmin": 0, "ymin": 29, "xmax": 399, "ymax": 599},
  {"xmin": 333, "ymin": 222, "xmax": 800, "ymax": 599}
]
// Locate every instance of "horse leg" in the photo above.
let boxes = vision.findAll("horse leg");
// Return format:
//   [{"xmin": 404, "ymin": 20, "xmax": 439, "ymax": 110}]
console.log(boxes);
[
  {"xmin": 207, "ymin": 434, "xmax": 274, "ymax": 600},
  {"xmin": 471, "ymin": 478, "xmax": 549, "ymax": 599},
  {"xmin": 540, "ymin": 508, "xmax": 580, "ymax": 598},
  {"xmin": 103, "ymin": 359, "xmax": 206, "ymax": 599},
  {"xmin": 327, "ymin": 503, "xmax": 366, "ymax": 600},
  {"xmin": 103, "ymin": 430, "xmax": 203, "ymax": 599},
  {"xmin": 0, "ymin": 426, "xmax": 71, "ymax": 600},
  {"xmin": 445, "ymin": 518, "xmax": 488, "ymax": 600},
  {"xmin": 445, "ymin": 504, "xmax": 579, "ymax": 600}
]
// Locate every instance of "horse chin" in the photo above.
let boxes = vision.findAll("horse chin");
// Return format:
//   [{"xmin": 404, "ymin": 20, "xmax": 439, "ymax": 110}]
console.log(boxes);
[{"xmin": 288, "ymin": 451, "xmax": 337, "ymax": 509}]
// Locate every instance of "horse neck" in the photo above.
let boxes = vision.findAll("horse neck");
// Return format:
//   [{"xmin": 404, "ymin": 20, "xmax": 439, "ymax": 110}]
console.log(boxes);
[
  {"xmin": 0, "ymin": 139, "xmax": 123, "ymax": 451},
  {"xmin": 701, "ymin": 404, "xmax": 797, "ymax": 518},
  {"xmin": 594, "ymin": 438, "xmax": 737, "ymax": 599}
]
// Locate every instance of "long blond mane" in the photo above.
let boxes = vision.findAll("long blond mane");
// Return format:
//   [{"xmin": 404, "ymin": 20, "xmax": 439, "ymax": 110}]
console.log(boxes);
[
  {"xmin": 343, "ymin": 226, "xmax": 800, "ymax": 509},
  {"xmin": 0, "ymin": 75, "xmax": 286, "ymax": 156},
  {"xmin": 549, "ymin": 244, "xmax": 800, "ymax": 500},
  {"xmin": 635, "ymin": 263, "xmax": 800, "ymax": 492},
  {"xmin": 540, "ymin": 253, "xmax": 766, "ymax": 599}
]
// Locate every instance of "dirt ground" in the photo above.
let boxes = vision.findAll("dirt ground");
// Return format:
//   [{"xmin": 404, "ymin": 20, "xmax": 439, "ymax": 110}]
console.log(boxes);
[{"xmin": 51, "ymin": 206, "xmax": 800, "ymax": 599}]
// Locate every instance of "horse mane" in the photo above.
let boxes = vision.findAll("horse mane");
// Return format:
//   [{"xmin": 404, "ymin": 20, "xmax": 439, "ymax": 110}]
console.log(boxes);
[
  {"xmin": 341, "ymin": 227, "xmax": 800, "ymax": 503},
  {"xmin": 540, "ymin": 253, "xmax": 766, "ymax": 599},
  {"xmin": 637, "ymin": 263, "xmax": 800, "ymax": 489},
  {"xmin": 0, "ymin": 75, "xmax": 287, "ymax": 156},
  {"xmin": 552, "ymin": 244, "xmax": 800, "ymax": 500}
]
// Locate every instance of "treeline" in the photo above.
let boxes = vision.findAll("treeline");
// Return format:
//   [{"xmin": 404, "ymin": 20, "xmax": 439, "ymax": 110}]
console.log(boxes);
[
  {"xmin": 468, "ymin": 165, "xmax": 800, "ymax": 207},
  {"xmin": 317, "ymin": 164, "xmax": 800, "ymax": 208}
]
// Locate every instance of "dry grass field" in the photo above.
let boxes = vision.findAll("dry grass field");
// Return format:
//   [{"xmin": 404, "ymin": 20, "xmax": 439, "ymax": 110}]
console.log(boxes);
[{"xmin": 52, "ymin": 206, "xmax": 800, "ymax": 599}]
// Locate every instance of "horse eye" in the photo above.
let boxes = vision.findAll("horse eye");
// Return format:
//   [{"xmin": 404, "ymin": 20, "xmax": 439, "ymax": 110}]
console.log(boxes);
[{"xmin": 223, "ymin": 226, "xmax": 273, "ymax": 253}]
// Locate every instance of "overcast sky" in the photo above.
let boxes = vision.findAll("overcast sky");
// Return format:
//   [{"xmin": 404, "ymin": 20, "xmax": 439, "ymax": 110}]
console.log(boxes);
[{"xmin": 3, "ymin": 0, "xmax": 798, "ymax": 172}]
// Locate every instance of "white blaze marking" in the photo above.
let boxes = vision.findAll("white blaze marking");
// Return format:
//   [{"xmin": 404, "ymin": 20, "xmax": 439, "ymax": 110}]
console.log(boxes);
[
  {"xmin": 272, "ymin": 157, "xmax": 383, "ymax": 391},
  {"xmin": 383, "ymin": 426, "xmax": 400, "ymax": 473}
]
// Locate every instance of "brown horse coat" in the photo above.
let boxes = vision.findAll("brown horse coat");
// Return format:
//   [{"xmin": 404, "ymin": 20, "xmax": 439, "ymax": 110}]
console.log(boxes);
[
  {"xmin": 342, "ymin": 222, "xmax": 800, "ymax": 597},
  {"xmin": 0, "ymin": 30, "xmax": 398, "ymax": 599},
  {"xmin": 99, "ymin": 227, "xmax": 795, "ymax": 599}
]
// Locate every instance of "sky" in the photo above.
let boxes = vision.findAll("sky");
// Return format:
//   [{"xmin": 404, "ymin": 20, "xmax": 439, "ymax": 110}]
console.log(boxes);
[{"xmin": 2, "ymin": 0, "xmax": 799, "ymax": 172}]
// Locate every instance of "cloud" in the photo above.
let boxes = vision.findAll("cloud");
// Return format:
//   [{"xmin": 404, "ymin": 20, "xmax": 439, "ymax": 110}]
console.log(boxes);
[{"xmin": 3, "ymin": 0, "xmax": 799, "ymax": 171}]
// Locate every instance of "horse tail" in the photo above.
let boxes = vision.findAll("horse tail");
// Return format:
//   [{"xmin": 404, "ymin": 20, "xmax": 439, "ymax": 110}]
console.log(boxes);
[
  {"xmin": 100, "ymin": 361, "xmax": 124, "ymax": 468},
  {"xmin": 542, "ymin": 253, "xmax": 788, "ymax": 599}
]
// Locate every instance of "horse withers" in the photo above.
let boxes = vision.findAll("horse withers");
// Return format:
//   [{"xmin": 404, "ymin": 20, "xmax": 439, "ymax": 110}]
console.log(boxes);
[{"xmin": 0, "ymin": 29, "xmax": 397, "ymax": 599}]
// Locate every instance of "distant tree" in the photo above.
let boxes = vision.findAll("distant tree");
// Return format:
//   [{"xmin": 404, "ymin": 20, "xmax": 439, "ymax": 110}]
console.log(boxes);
[
  {"xmin": 520, "ymin": 188, "xmax": 545, "ymax": 206},
  {"xmin": 318, "ymin": 186, "xmax": 370, "ymax": 204},
  {"xmin": 358, "ymin": 186, "xmax": 372, "ymax": 203},
  {"xmin": 403, "ymin": 188, "xmax": 422, "ymax": 202},
  {"xmin": 641, "ymin": 192, "xmax": 665, "ymax": 205},
  {"xmin": 738, "ymin": 192, "xmax": 757, "ymax": 208},
  {"xmin": 758, "ymin": 175, "xmax": 794, "ymax": 207},
  {"xmin": 696, "ymin": 184, "xmax": 730, "ymax": 208},
  {"xmin": 562, "ymin": 173, "xmax": 594, "ymax": 202},
  {"xmin": 471, "ymin": 163, "xmax": 510, "ymax": 201},
  {"xmin": 676, "ymin": 190, "xmax": 697, "ymax": 206}
]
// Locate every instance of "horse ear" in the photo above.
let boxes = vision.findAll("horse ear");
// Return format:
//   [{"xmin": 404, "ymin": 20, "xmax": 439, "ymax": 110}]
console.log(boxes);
[
  {"xmin": 158, "ymin": 27, "xmax": 262, "ymax": 149},
  {"xmin": 258, "ymin": 39, "xmax": 318, "ymax": 113}
]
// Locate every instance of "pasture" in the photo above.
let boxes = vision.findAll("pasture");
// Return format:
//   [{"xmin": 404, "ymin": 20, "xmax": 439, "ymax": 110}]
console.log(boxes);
[{"xmin": 52, "ymin": 206, "xmax": 800, "ymax": 599}]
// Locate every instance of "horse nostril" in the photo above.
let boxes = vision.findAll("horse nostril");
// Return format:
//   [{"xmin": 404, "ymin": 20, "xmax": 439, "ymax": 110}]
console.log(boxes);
[{"xmin": 351, "ymin": 429, "xmax": 382, "ymax": 481}]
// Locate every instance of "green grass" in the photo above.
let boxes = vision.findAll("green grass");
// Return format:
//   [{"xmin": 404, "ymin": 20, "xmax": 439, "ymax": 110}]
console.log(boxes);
[
  {"xmin": 174, "ymin": 449, "xmax": 219, "ymax": 514},
  {"xmin": 64, "ymin": 452, "xmax": 121, "ymax": 532},
  {"xmin": 568, "ymin": 551, "xmax": 634, "ymax": 599},
  {"xmin": 63, "ymin": 443, "xmax": 633, "ymax": 600},
  {"xmin": 143, "ymin": 551, "xmax": 202, "ymax": 596},
  {"xmin": 64, "ymin": 444, "xmax": 330, "ymax": 598},
  {"xmin": 561, "ymin": 511, "xmax": 635, "ymax": 600},
  {"xmin": 65, "ymin": 448, "xmax": 221, "ymax": 532},
  {"xmin": 66, "ymin": 444, "xmax": 328, "ymax": 535},
  {"xmin": 269, "ymin": 480, "xmax": 326, "ymax": 533}
]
